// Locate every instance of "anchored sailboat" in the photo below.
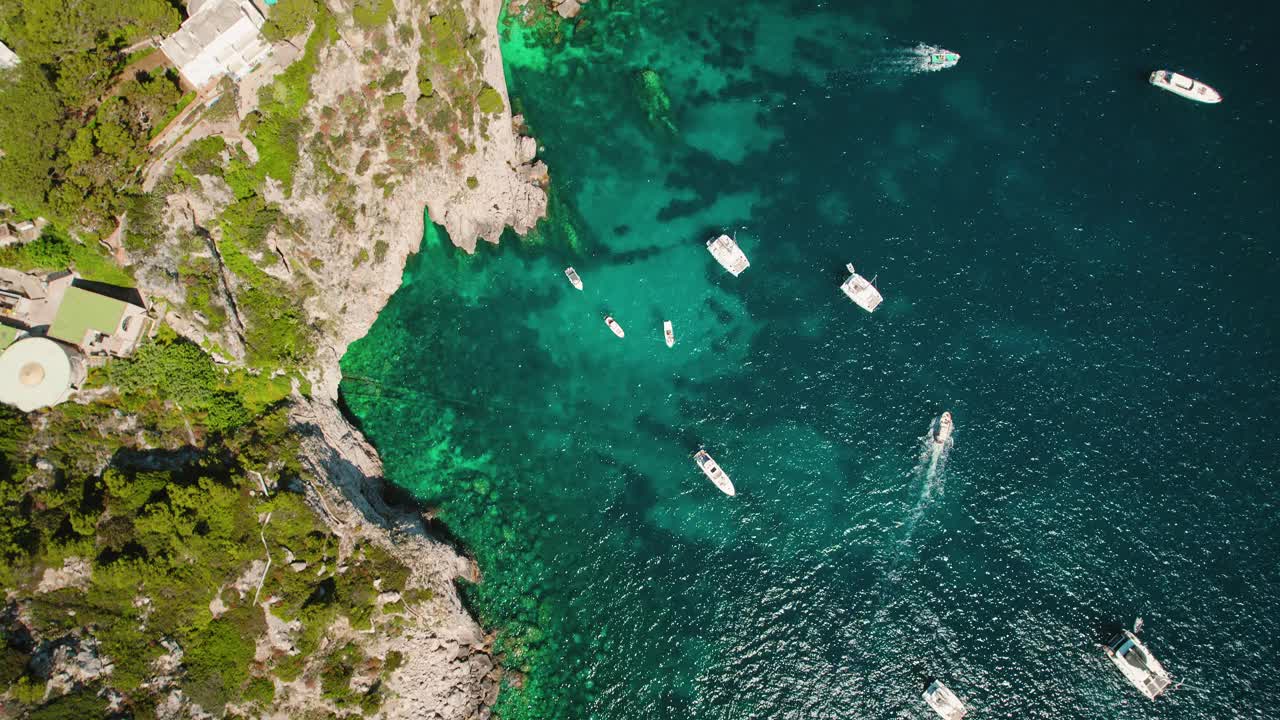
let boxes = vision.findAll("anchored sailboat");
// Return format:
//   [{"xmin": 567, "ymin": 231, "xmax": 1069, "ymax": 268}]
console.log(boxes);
[
  {"xmin": 841, "ymin": 263, "xmax": 883, "ymax": 312},
  {"xmin": 707, "ymin": 233, "xmax": 750, "ymax": 276},
  {"xmin": 923, "ymin": 680, "xmax": 968, "ymax": 720}
]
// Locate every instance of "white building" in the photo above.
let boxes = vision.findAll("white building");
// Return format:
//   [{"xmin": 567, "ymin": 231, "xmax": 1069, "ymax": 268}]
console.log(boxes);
[
  {"xmin": 0, "ymin": 41, "xmax": 18, "ymax": 70},
  {"xmin": 160, "ymin": 0, "xmax": 271, "ymax": 90}
]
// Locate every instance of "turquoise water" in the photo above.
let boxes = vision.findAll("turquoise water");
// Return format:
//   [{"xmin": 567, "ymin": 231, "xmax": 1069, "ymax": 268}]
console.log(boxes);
[{"xmin": 341, "ymin": 1, "xmax": 1280, "ymax": 717}]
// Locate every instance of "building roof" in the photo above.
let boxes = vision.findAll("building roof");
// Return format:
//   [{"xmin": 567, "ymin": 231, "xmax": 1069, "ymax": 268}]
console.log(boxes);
[
  {"xmin": 0, "ymin": 337, "xmax": 72, "ymax": 411},
  {"xmin": 48, "ymin": 286, "xmax": 128, "ymax": 346},
  {"xmin": 160, "ymin": 0, "xmax": 270, "ymax": 89},
  {"xmin": 0, "ymin": 324, "xmax": 18, "ymax": 350}
]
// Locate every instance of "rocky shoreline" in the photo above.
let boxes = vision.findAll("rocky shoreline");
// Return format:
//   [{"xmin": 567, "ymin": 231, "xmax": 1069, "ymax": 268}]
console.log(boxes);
[
  {"xmin": 284, "ymin": 1, "xmax": 549, "ymax": 716},
  {"xmin": 134, "ymin": 0, "xmax": 550, "ymax": 716}
]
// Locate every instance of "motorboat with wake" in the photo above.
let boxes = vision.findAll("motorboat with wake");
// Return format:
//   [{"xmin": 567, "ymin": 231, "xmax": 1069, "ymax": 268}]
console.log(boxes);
[
  {"xmin": 923, "ymin": 680, "xmax": 968, "ymax": 720},
  {"xmin": 694, "ymin": 449, "xmax": 735, "ymax": 496},
  {"xmin": 934, "ymin": 411, "xmax": 954, "ymax": 446},
  {"xmin": 707, "ymin": 233, "xmax": 750, "ymax": 276},
  {"xmin": 565, "ymin": 266, "xmax": 583, "ymax": 290},
  {"xmin": 604, "ymin": 315, "xmax": 625, "ymax": 338},
  {"xmin": 664, "ymin": 320, "xmax": 674, "ymax": 348},
  {"xmin": 1104, "ymin": 619, "xmax": 1173, "ymax": 700},
  {"xmin": 841, "ymin": 263, "xmax": 883, "ymax": 312},
  {"xmin": 1149, "ymin": 70, "xmax": 1221, "ymax": 104},
  {"xmin": 920, "ymin": 45, "xmax": 960, "ymax": 70}
]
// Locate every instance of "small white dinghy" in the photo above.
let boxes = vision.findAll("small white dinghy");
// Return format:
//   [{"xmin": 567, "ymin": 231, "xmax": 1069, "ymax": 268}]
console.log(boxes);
[
  {"xmin": 1149, "ymin": 70, "xmax": 1222, "ymax": 104},
  {"xmin": 565, "ymin": 267, "xmax": 583, "ymax": 290},
  {"xmin": 604, "ymin": 315, "xmax": 625, "ymax": 338},
  {"xmin": 923, "ymin": 680, "xmax": 968, "ymax": 720},
  {"xmin": 841, "ymin": 263, "xmax": 883, "ymax": 312},
  {"xmin": 694, "ymin": 449, "xmax": 735, "ymax": 496},
  {"xmin": 663, "ymin": 320, "xmax": 674, "ymax": 348}
]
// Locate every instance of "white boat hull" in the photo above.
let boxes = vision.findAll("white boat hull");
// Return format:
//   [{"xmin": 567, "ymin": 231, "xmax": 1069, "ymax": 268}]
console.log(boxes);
[
  {"xmin": 923, "ymin": 680, "xmax": 968, "ymax": 720},
  {"xmin": 1149, "ymin": 70, "xmax": 1221, "ymax": 104},
  {"xmin": 841, "ymin": 264, "xmax": 883, "ymax": 312},
  {"xmin": 663, "ymin": 321, "xmax": 674, "ymax": 348},
  {"xmin": 707, "ymin": 234, "xmax": 750, "ymax": 276},
  {"xmin": 694, "ymin": 450, "xmax": 735, "ymax": 496},
  {"xmin": 1105, "ymin": 629, "xmax": 1172, "ymax": 700},
  {"xmin": 565, "ymin": 267, "xmax": 583, "ymax": 290},
  {"xmin": 605, "ymin": 316, "xmax": 624, "ymax": 338},
  {"xmin": 935, "ymin": 412, "xmax": 953, "ymax": 445}
]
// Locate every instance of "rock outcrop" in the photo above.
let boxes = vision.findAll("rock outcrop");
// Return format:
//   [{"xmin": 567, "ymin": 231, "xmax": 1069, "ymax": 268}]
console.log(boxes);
[{"xmin": 126, "ymin": 0, "xmax": 550, "ymax": 717}]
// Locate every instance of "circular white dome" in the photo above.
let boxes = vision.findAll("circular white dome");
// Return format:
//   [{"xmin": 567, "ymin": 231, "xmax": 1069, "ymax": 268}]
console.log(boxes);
[{"xmin": 0, "ymin": 337, "xmax": 73, "ymax": 412}]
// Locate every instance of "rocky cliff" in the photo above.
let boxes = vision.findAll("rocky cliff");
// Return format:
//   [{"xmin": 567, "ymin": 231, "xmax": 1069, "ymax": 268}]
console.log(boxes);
[{"xmin": 124, "ymin": 0, "xmax": 550, "ymax": 716}]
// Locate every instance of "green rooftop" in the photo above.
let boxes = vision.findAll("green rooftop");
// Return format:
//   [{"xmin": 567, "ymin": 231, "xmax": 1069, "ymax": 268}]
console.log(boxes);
[
  {"xmin": 49, "ymin": 286, "xmax": 128, "ymax": 345},
  {"xmin": 0, "ymin": 324, "xmax": 18, "ymax": 351}
]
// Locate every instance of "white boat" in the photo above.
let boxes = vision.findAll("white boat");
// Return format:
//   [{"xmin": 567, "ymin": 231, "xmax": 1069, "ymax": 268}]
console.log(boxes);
[
  {"xmin": 935, "ymin": 411, "xmax": 953, "ymax": 446},
  {"xmin": 565, "ymin": 267, "xmax": 583, "ymax": 290},
  {"xmin": 706, "ymin": 234, "xmax": 750, "ymax": 276},
  {"xmin": 1104, "ymin": 626, "xmax": 1173, "ymax": 700},
  {"xmin": 663, "ymin": 320, "xmax": 674, "ymax": 348},
  {"xmin": 923, "ymin": 680, "xmax": 968, "ymax": 720},
  {"xmin": 841, "ymin": 263, "xmax": 883, "ymax": 312},
  {"xmin": 1149, "ymin": 70, "xmax": 1222, "ymax": 104},
  {"xmin": 917, "ymin": 45, "xmax": 960, "ymax": 70},
  {"xmin": 694, "ymin": 449, "xmax": 735, "ymax": 496},
  {"xmin": 605, "ymin": 315, "xmax": 624, "ymax": 338}
]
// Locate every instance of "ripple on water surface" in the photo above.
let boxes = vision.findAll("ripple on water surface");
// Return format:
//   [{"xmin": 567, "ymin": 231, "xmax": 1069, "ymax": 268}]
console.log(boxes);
[{"xmin": 342, "ymin": 0, "xmax": 1280, "ymax": 717}]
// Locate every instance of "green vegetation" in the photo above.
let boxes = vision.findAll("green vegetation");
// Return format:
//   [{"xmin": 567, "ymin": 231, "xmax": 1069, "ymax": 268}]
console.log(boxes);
[
  {"xmin": 477, "ymin": 84, "xmax": 505, "ymax": 115},
  {"xmin": 352, "ymin": 0, "xmax": 395, "ymax": 30},
  {"xmin": 0, "ymin": 228, "xmax": 133, "ymax": 285},
  {"xmin": 0, "ymin": 0, "xmax": 185, "ymax": 230},
  {"xmin": 263, "ymin": 0, "xmax": 319, "ymax": 42},
  {"xmin": 0, "ymin": 332, "xmax": 412, "ymax": 716}
]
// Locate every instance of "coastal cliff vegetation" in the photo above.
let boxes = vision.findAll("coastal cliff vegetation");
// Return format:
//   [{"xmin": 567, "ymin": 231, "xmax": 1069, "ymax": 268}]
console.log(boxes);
[{"xmin": 0, "ymin": 330, "xmax": 420, "ymax": 717}]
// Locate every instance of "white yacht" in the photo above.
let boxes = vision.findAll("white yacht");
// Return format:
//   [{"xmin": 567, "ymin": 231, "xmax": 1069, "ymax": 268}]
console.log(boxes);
[
  {"xmin": 935, "ymin": 412, "xmax": 954, "ymax": 446},
  {"xmin": 1104, "ymin": 624, "xmax": 1173, "ymax": 700},
  {"xmin": 841, "ymin": 263, "xmax": 883, "ymax": 312},
  {"xmin": 923, "ymin": 680, "xmax": 968, "ymax": 720},
  {"xmin": 664, "ymin": 320, "xmax": 674, "ymax": 348},
  {"xmin": 1149, "ymin": 70, "xmax": 1222, "ymax": 104},
  {"xmin": 565, "ymin": 267, "xmax": 583, "ymax": 290},
  {"xmin": 694, "ymin": 449, "xmax": 735, "ymax": 496},
  {"xmin": 604, "ymin": 315, "xmax": 625, "ymax": 338},
  {"xmin": 707, "ymin": 234, "xmax": 750, "ymax": 276}
]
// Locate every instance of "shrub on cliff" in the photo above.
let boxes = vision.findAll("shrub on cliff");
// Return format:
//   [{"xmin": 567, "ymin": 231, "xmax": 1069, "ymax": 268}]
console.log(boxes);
[{"xmin": 477, "ymin": 85, "xmax": 504, "ymax": 115}]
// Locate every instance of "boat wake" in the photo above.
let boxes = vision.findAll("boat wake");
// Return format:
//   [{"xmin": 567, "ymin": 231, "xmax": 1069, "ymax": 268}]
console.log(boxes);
[{"xmin": 871, "ymin": 415, "xmax": 956, "ymax": 613}]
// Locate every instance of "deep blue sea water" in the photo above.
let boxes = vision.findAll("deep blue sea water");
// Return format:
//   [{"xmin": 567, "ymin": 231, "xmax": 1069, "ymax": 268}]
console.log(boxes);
[{"xmin": 341, "ymin": 1, "xmax": 1280, "ymax": 717}]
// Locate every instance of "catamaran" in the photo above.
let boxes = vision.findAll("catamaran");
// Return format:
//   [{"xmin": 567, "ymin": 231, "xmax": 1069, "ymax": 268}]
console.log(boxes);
[
  {"xmin": 841, "ymin": 263, "xmax": 883, "ymax": 312},
  {"xmin": 664, "ymin": 320, "xmax": 674, "ymax": 348},
  {"xmin": 1104, "ymin": 620, "xmax": 1173, "ymax": 700},
  {"xmin": 694, "ymin": 449, "xmax": 735, "ymax": 496},
  {"xmin": 604, "ymin": 315, "xmax": 624, "ymax": 338},
  {"xmin": 923, "ymin": 680, "xmax": 968, "ymax": 720},
  {"xmin": 1149, "ymin": 70, "xmax": 1222, "ymax": 104},
  {"xmin": 935, "ymin": 412, "xmax": 954, "ymax": 446},
  {"xmin": 565, "ymin": 267, "xmax": 583, "ymax": 290},
  {"xmin": 707, "ymin": 234, "xmax": 750, "ymax": 276}
]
